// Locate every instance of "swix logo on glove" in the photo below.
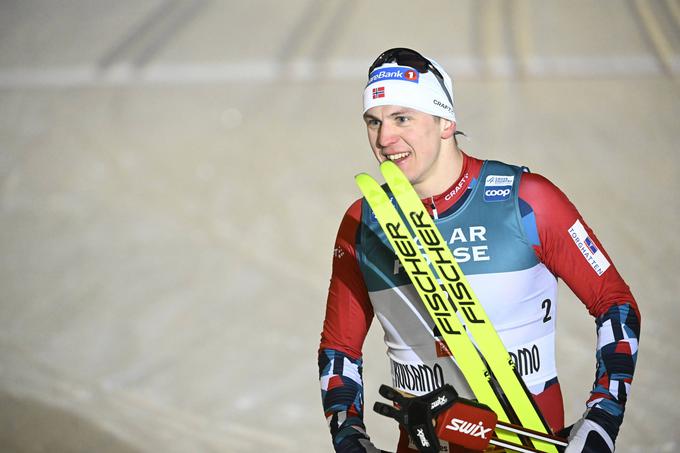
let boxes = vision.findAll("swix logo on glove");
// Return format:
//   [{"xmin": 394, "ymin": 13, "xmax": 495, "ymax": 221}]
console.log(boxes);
[
  {"xmin": 445, "ymin": 418, "xmax": 492, "ymax": 439},
  {"xmin": 415, "ymin": 427, "xmax": 430, "ymax": 447},
  {"xmin": 436, "ymin": 402, "xmax": 498, "ymax": 451},
  {"xmin": 430, "ymin": 395, "xmax": 449, "ymax": 410}
]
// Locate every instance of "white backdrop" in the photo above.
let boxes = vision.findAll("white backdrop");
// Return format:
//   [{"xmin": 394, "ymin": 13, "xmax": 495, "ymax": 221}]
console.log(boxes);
[{"xmin": 0, "ymin": 1, "xmax": 678, "ymax": 452}]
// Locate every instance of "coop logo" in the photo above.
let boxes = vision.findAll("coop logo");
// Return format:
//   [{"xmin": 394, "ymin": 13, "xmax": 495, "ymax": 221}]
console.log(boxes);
[
  {"xmin": 368, "ymin": 66, "xmax": 420, "ymax": 85},
  {"xmin": 483, "ymin": 175, "xmax": 514, "ymax": 202}
]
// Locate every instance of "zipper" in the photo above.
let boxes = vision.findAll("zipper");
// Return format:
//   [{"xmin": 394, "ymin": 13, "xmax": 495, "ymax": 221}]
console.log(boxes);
[{"xmin": 430, "ymin": 196, "xmax": 439, "ymax": 219}]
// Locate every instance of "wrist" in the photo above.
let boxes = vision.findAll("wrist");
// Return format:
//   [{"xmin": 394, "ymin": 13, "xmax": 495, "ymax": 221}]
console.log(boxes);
[{"xmin": 585, "ymin": 407, "xmax": 621, "ymax": 442}]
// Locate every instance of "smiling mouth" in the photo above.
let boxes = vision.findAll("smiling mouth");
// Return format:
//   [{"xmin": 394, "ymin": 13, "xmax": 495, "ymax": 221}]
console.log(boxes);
[{"xmin": 384, "ymin": 152, "xmax": 410, "ymax": 162}]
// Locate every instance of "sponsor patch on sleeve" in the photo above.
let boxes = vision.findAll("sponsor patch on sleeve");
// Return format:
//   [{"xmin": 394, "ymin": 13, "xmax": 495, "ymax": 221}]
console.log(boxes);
[{"xmin": 568, "ymin": 219, "xmax": 611, "ymax": 276}]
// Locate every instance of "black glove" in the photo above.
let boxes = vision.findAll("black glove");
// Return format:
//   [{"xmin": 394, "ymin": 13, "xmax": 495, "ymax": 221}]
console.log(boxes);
[
  {"xmin": 373, "ymin": 384, "xmax": 458, "ymax": 453},
  {"xmin": 335, "ymin": 433, "xmax": 392, "ymax": 453},
  {"xmin": 560, "ymin": 408, "xmax": 618, "ymax": 453}
]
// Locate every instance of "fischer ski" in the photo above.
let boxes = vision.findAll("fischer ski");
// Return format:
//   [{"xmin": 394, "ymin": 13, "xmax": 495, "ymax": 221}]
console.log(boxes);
[
  {"xmin": 356, "ymin": 172, "xmax": 521, "ymax": 447},
  {"xmin": 356, "ymin": 161, "xmax": 558, "ymax": 452}
]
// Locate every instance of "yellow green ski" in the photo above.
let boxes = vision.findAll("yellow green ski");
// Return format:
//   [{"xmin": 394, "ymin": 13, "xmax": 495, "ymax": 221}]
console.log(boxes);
[{"xmin": 355, "ymin": 160, "xmax": 557, "ymax": 452}]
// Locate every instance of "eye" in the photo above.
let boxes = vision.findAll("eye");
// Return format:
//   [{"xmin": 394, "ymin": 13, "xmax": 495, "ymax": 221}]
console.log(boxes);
[
  {"xmin": 366, "ymin": 118, "xmax": 381, "ymax": 128},
  {"xmin": 395, "ymin": 115, "xmax": 410, "ymax": 124}
]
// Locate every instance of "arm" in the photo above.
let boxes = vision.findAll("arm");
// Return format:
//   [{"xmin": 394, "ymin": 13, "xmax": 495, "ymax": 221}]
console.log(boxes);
[
  {"xmin": 519, "ymin": 173, "xmax": 641, "ymax": 450},
  {"xmin": 319, "ymin": 200, "xmax": 382, "ymax": 452}
]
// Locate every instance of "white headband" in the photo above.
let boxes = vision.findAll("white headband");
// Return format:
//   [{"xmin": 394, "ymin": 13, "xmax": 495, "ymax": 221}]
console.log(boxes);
[{"xmin": 362, "ymin": 59, "xmax": 456, "ymax": 122}]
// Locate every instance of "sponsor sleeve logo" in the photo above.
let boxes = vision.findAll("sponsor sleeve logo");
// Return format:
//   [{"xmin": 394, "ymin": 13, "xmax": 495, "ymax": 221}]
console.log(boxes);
[
  {"xmin": 367, "ymin": 66, "xmax": 420, "ymax": 86},
  {"xmin": 568, "ymin": 219, "xmax": 611, "ymax": 276},
  {"xmin": 333, "ymin": 246, "xmax": 345, "ymax": 259},
  {"xmin": 483, "ymin": 175, "xmax": 514, "ymax": 202}
]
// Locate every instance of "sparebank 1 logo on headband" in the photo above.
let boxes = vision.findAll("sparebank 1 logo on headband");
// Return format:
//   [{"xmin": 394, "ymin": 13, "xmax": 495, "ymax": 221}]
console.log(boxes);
[
  {"xmin": 483, "ymin": 175, "xmax": 514, "ymax": 202},
  {"xmin": 367, "ymin": 66, "xmax": 420, "ymax": 86}
]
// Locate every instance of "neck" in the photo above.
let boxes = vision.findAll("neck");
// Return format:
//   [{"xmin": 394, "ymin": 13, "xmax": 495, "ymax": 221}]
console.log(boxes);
[{"xmin": 412, "ymin": 144, "xmax": 464, "ymax": 198}]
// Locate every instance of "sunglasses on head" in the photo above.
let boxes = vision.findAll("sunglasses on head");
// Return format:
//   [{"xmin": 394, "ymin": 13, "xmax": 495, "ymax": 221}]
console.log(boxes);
[{"xmin": 368, "ymin": 47, "xmax": 454, "ymax": 108}]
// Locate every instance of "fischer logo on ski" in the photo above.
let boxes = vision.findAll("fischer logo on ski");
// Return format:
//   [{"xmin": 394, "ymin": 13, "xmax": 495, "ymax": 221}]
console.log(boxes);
[{"xmin": 356, "ymin": 161, "xmax": 557, "ymax": 452}]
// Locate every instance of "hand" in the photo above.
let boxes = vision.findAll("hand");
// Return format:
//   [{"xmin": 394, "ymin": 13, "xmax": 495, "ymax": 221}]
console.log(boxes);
[
  {"xmin": 334, "ymin": 427, "xmax": 393, "ymax": 453},
  {"xmin": 564, "ymin": 418, "xmax": 614, "ymax": 453},
  {"xmin": 373, "ymin": 384, "xmax": 458, "ymax": 453}
]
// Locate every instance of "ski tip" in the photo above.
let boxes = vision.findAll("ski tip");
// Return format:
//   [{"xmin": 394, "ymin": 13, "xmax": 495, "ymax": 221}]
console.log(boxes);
[
  {"xmin": 355, "ymin": 173, "xmax": 375, "ymax": 187},
  {"xmin": 380, "ymin": 160, "xmax": 407, "ymax": 183},
  {"xmin": 379, "ymin": 160, "xmax": 398, "ymax": 172}
]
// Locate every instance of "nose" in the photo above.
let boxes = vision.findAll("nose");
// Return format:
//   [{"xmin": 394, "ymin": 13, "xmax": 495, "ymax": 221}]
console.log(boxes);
[{"xmin": 377, "ymin": 122, "xmax": 398, "ymax": 148}]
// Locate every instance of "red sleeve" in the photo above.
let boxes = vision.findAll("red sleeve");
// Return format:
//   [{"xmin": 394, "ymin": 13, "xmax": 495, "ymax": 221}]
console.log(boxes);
[
  {"xmin": 519, "ymin": 173, "xmax": 639, "ymax": 319},
  {"xmin": 319, "ymin": 199, "xmax": 374, "ymax": 360}
]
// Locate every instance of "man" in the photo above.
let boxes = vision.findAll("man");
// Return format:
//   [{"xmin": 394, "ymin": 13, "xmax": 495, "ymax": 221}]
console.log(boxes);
[{"xmin": 318, "ymin": 48, "xmax": 640, "ymax": 452}]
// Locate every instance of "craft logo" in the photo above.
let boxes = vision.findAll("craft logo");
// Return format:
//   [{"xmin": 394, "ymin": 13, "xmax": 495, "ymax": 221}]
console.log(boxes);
[
  {"xmin": 372, "ymin": 86, "xmax": 385, "ymax": 99},
  {"xmin": 444, "ymin": 172, "xmax": 469, "ymax": 201},
  {"xmin": 568, "ymin": 219, "xmax": 611, "ymax": 276},
  {"xmin": 433, "ymin": 99, "xmax": 454, "ymax": 114},
  {"xmin": 483, "ymin": 175, "xmax": 514, "ymax": 202},
  {"xmin": 368, "ymin": 66, "xmax": 420, "ymax": 85}
]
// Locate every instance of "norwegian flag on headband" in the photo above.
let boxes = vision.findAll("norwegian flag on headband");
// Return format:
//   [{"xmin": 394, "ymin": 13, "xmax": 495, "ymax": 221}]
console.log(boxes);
[{"xmin": 372, "ymin": 86, "xmax": 385, "ymax": 99}]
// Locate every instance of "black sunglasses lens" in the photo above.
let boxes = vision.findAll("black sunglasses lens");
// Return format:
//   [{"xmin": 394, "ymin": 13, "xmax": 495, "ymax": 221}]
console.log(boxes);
[
  {"xmin": 393, "ymin": 52, "xmax": 428, "ymax": 72},
  {"xmin": 368, "ymin": 48, "xmax": 454, "ymax": 108},
  {"xmin": 370, "ymin": 49, "xmax": 429, "ymax": 74}
]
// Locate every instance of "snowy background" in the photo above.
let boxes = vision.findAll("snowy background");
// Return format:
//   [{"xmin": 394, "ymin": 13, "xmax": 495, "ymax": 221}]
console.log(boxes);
[{"xmin": 0, "ymin": 1, "xmax": 678, "ymax": 452}]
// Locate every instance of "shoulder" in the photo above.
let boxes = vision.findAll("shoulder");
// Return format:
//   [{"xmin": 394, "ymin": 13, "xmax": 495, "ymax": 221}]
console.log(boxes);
[
  {"xmin": 333, "ymin": 198, "xmax": 364, "ymax": 256},
  {"xmin": 345, "ymin": 198, "xmax": 363, "ymax": 219},
  {"xmin": 336, "ymin": 198, "xmax": 363, "ymax": 234},
  {"xmin": 518, "ymin": 172, "xmax": 574, "ymax": 209}
]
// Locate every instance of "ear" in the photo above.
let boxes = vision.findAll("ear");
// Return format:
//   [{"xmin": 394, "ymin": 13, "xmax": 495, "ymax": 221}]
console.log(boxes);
[{"xmin": 440, "ymin": 120, "xmax": 456, "ymax": 139}]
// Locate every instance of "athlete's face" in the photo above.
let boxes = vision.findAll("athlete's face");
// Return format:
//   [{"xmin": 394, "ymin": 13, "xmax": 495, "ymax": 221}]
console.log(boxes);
[{"xmin": 363, "ymin": 105, "xmax": 452, "ymax": 187}]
